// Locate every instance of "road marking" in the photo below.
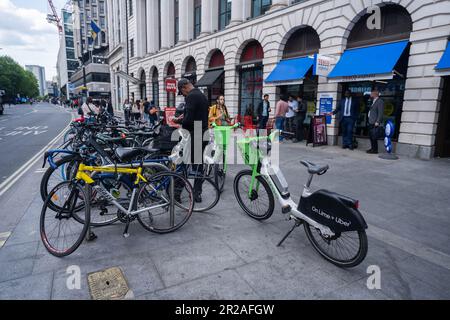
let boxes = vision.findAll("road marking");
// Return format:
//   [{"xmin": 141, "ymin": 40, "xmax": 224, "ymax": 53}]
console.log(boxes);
[
  {"xmin": 0, "ymin": 231, "xmax": 11, "ymax": 249},
  {"xmin": 0, "ymin": 116, "xmax": 73, "ymax": 198}
]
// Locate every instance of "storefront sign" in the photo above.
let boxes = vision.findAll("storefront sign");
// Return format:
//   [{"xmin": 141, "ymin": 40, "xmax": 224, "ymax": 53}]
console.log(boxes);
[
  {"xmin": 307, "ymin": 115, "xmax": 328, "ymax": 147},
  {"xmin": 319, "ymin": 94, "xmax": 333, "ymax": 125},
  {"xmin": 328, "ymin": 73, "xmax": 394, "ymax": 83},
  {"xmin": 165, "ymin": 79, "xmax": 177, "ymax": 93},
  {"xmin": 164, "ymin": 107, "xmax": 181, "ymax": 128},
  {"xmin": 314, "ymin": 54, "xmax": 334, "ymax": 77}
]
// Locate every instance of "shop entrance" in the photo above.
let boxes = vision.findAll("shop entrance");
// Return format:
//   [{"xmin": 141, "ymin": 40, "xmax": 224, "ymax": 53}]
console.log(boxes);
[{"xmin": 436, "ymin": 76, "xmax": 450, "ymax": 157}]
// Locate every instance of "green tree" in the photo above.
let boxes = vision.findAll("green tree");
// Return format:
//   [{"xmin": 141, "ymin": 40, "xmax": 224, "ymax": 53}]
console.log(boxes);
[{"xmin": 0, "ymin": 55, "xmax": 39, "ymax": 100}]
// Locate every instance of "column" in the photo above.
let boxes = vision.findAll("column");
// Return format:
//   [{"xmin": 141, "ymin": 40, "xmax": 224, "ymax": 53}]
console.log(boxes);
[
  {"xmin": 161, "ymin": 0, "xmax": 175, "ymax": 49},
  {"xmin": 200, "ymin": 0, "xmax": 212, "ymax": 36},
  {"xmin": 135, "ymin": 0, "xmax": 147, "ymax": 56},
  {"xmin": 229, "ymin": 0, "xmax": 244, "ymax": 27},
  {"xmin": 146, "ymin": 0, "xmax": 160, "ymax": 53},
  {"xmin": 269, "ymin": 0, "xmax": 289, "ymax": 11},
  {"xmin": 179, "ymin": 0, "xmax": 194, "ymax": 44}
]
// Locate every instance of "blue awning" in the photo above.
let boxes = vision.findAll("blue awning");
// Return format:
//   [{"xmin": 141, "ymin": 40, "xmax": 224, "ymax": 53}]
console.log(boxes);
[
  {"xmin": 436, "ymin": 42, "xmax": 450, "ymax": 71},
  {"xmin": 265, "ymin": 57, "xmax": 314, "ymax": 84},
  {"xmin": 328, "ymin": 40, "xmax": 409, "ymax": 82}
]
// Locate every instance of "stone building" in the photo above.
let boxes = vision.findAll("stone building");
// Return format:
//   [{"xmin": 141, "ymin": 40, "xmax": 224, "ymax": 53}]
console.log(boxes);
[{"xmin": 107, "ymin": 0, "xmax": 450, "ymax": 159}]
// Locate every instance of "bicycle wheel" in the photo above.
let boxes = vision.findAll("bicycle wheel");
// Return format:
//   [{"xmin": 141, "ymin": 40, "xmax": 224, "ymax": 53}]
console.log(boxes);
[
  {"xmin": 234, "ymin": 170, "xmax": 275, "ymax": 220},
  {"xmin": 304, "ymin": 224, "xmax": 368, "ymax": 268},
  {"xmin": 40, "ymin": 156, "xmax": 81, "ymax": 203},
  {"xmin": 136, "ymin": 171, "xmax": 194, "ymax": 234},
  {"xmin": 213, "ymin": 163, "xmax": 226, "ymax": 193},
  {"xmin": 190, "ymin": 177, "xmax": 220, "ymax": 213},
  {"xmin": 40, "ymin": 181, "xmax": 90, "ymax": 257}
]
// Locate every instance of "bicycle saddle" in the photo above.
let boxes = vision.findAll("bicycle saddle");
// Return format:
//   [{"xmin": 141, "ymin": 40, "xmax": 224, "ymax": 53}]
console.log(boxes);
[{"xmin": 300, "ymin": 160, "xmax": 329, "ymax": 175}]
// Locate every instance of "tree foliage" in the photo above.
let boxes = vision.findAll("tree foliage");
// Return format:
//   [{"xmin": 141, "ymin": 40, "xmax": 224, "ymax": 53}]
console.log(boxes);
[{"xmin": 0, "ymin": 55, "xmax": 39, "ymax": 99}]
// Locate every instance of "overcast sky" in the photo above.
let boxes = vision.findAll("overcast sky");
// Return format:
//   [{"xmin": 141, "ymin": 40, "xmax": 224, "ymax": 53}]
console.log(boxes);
[{"xmin": 0, "ymin": 0, "xmax": 69, "ymax": 81}]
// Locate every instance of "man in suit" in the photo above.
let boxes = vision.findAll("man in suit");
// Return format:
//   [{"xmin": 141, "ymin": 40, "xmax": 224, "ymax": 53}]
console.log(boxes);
[
  {"xmin": 256, "ymin": 94, "xmax": 271, "ymax": 130},
  {"xmin": 332, "ymin": 89, "xmax": 359, "ymax": 150},
  {"xmin": 367, "ymin": 88, "xmax": 385, "ymax": 154}
]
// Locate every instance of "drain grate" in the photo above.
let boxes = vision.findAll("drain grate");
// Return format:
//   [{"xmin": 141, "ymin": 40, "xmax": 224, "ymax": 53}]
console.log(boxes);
[
  {"xmin": 0, "ymin": 232, "xmax": 11, "ymax": 249},
  {"xmin": 87, "ymin": 267, "xmax": 131, "ymax": 300}
]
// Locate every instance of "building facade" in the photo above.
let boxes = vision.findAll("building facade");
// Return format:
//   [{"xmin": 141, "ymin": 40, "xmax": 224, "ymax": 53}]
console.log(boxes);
[
  {"xmin": 57, "ymin": 9, "xmax": 79, "ymax": 99},
  {"xmin": 71, "ymin": 0, "xmax": 111, "ymax": 99},
  {"xmin": 114, "ymin": 0, "xmax": 450, "ymax": 159},
  {"xmin": 25, "ymin": 65, "xmax": 46, "ymax": 97}
]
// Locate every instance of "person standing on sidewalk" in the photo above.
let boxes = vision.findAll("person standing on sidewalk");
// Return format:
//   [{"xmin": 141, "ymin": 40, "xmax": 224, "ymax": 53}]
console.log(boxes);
[
  {"xmin": 332, "ymin": 90, "xmax": 359, "ymax": 150},
  {"xmin": 177, "ymin": 78, "xmax": 210, "ymax": 203},
  {"xmin": 293, "ymin": 95, "xmax": 307, "ymax": 143},
  {"xmin": 275, "ymin": 95, "xmax": 289, "ymax": 141},
  {"xmin": 285, "ymin": 95, "xmax": 297, "ymax": 138},
  {"xmin": 257, "ymin": 94, "xmax": 271, "ymax": 130},
  {"xmin": 367, "ymin": 88, "xmax": 385, "ymax": 154}
]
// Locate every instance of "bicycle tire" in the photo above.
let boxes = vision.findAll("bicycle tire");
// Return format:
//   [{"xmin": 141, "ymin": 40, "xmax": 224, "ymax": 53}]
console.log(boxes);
[
  {"xmin": 234, "ymin": 170, "xmax": 275, "ymax": 220},
  {"xmin": 40, "ymin": 181, "xmax": 90, "ymax": 257},
  {"xmin": 304, "ymin": 224, "xmax": 368, "ymax": 268},
  {"xmin": 136, "ymin": 171, "xmax": 194, "ymax": 234},
  {"xmin": 213, "ymin": 163, "xmax": 226, "ymax": 193},
  {"xmin": 40, "ymin": 155, "xmax": 81, "ymax": 203}
]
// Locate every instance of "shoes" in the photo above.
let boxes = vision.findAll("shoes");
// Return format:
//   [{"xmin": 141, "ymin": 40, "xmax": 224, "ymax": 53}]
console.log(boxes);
[
  {"xmin": 292, "ymin": 139, "xmax": 299, "ymax": 143},
  {"xmin": 366, "ymin": 150, "xmax": 378, "ymax": 154},
  {"xmin": 174, "ymin": 195, "xmax": 182, "ymax": 203},
  {"xmin": 349, "ymin": 146, "xmax": 354, "ymax": 151},
  {"xmin": 343, "ymin": 145, "xmax": 349, "ymax": 149}
]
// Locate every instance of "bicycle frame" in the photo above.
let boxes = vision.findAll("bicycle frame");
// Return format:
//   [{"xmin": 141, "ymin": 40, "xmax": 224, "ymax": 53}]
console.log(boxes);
[{"xmin": 239, "ymin": 132, "xmax": 336, "ymax": 238}]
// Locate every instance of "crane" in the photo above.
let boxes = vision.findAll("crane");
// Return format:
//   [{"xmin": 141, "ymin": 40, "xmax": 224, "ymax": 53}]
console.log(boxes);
[{"xmin": 47, "ymin": 0, "xmax": 63, "ymax": 34}]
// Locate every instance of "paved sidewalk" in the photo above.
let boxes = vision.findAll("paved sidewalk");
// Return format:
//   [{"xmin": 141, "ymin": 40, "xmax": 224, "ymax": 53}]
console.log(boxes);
[{"xmin": 0, "ymin": 141, "xmax": 449, "ymax": 300}]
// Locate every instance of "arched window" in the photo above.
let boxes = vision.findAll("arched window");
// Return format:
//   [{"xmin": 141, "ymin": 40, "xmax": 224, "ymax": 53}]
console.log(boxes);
[
  {"xmin": 166, "ymin": 62, "xmax": 175, "ymax": 78},
  {"xmin": 283, "ymin": 26, "xmax": 320, "ymax": 59},
  {"xmin": 151, "ymin": 67, "xmax": 159, "ymax": 106},
  {"xmin": 347, "ymin": 5, "xmax": 412, "ymax": 49},
  {"xmin": 139, "ymin": 71, "xmax": 146, "ymax": 99},
  {"xmin": 240, "ymin": 40, "xmax": 264, "ymax": 63},
  {"xmin": 209, "ymin": 50, "xmax": 225, "ymax": 69}
]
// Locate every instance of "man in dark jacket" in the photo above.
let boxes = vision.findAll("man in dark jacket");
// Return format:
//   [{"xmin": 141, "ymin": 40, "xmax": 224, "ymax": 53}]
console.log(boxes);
[
  {"xmin": 367, "ymin": 88, "xmax": 385, "ymax": 154},
  {"xmin": 177, "ymin": 78, "xmax": 209, "ymax": 202},
  {"xmin": 256, "ymin": 94, "xmax": 271, "ymax": 130},
  {"xmin": 293, "ymin": 95, "xmax": 308, "ymax": 143},
  {"xmin": 332, "ymin": 90, "xmax": 359, "ymax": 150}
]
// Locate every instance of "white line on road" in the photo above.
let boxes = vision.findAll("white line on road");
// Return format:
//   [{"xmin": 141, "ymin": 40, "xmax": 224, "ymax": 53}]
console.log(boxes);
[{"xmin": 0, "ymin": 117, "xmax": 73, "ymax": 198}]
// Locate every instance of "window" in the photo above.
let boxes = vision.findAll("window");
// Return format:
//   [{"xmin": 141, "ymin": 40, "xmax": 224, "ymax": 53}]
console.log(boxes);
[
  {"xmin": 99, "ymin": 1, "xmax": 105, "ymax": 14},
  {"xmin": 174, "ymin": 0, "xmax": 179, "ymax": 44},
  {"xmin": 100, "ymin": 17, "xmax": 106, "ymax": 29},
  {"xmin": 128, "ymin": 0, "xmax": 133, "ymax": 17},
  {"xmin": 194, "ymin": 0, "xmax": 201, "ymax": 39},
  {"xmin": 252, "ymin": 0, "xmax": 271, "ymax": 18},
  {"xmin": 130, "ymin": 38, "xmax": 135, "ymax": 57},
  {"xmin": 66, "ymin": 48, "xmax": 76, "ymax": 59},
  {"xmin": 283, "ymin": 27, "xmax": 320, "ymax": 59},
  {"xmin": 218, "ymin": 0, "xmax": 231, "ymax": 31}
]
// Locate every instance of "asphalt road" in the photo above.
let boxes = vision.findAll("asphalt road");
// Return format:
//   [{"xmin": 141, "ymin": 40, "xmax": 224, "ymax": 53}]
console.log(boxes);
[{"xmin": 0, "ymin": 103, "xmax": 72, "ymax": 184}]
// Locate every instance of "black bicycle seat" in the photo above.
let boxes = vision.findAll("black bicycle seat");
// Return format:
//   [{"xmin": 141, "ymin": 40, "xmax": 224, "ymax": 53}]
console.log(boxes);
[{"xmin": 300, "ymin": 160, "xmax": 329, "ymax": 175}]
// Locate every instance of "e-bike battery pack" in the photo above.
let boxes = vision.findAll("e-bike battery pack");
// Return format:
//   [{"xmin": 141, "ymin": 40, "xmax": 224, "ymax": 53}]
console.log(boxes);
[{"xmin": 268, "ymin": 165, "xmax": 290, "ymax": 198}]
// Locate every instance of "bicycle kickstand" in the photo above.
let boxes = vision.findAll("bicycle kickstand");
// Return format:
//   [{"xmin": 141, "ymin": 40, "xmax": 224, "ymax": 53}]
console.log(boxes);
[
  {"xmin": 123, "ymin": 219, "xmax": 131, "ymax": 238},
  {"xmin": 277, "ymin": 217, "xmax": 303, "ymax": 247}
]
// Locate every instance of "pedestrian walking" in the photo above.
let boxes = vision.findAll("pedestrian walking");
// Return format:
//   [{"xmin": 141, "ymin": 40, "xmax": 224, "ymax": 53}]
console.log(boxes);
[
  {"xmin": 367, "ymin": 88, "xmax": 385, "ymax": 154},
  {"xmin": 257, "ymin": 94, "xmax": 271, "ymax": 130},
  {"xmin": 274, "ymin": 95, "xmax": 289, "ymax": 141},
  {"xmin": 148, "ymin": 100, "xmax": 159, "ymax": 126},
  {"xmin": 132, "ymin": 100, "xmax": 142, "ymax": 121},
  {"xmin": 293, "ymin": 95, "xmax": 307, "ymax": 143},
  {"xmin": 123, "ymin": 99, "xmax": 131, "ymax": 123},
  {"xmin": 331, "ymin": 89, "xmax": 359, "ymax": 150},
  {"xmin": 81, "ymin": 97, "xmax": 99, "ymax": 117}
]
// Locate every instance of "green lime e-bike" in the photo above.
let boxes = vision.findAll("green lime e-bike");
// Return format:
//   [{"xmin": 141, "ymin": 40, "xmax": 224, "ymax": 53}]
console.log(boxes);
[{"xmin": 233, "ymin": 130, "xmax": 368, "ymax": 268}]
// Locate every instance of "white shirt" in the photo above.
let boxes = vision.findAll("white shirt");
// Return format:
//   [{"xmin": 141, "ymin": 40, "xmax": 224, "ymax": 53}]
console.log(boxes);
[
  {"xmin": 286, "ymin": 100, "xmax": 297, "ymax": 118},
  {"xmin": 344, "ymin": 97, "xmax": 352, "ymax": 117}
]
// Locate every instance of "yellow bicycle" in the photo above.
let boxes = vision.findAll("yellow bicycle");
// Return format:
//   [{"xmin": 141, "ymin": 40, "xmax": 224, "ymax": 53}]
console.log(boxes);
[{"xmin": 40, "ymin": 155, "xmax": 194, "ymax": 257}]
